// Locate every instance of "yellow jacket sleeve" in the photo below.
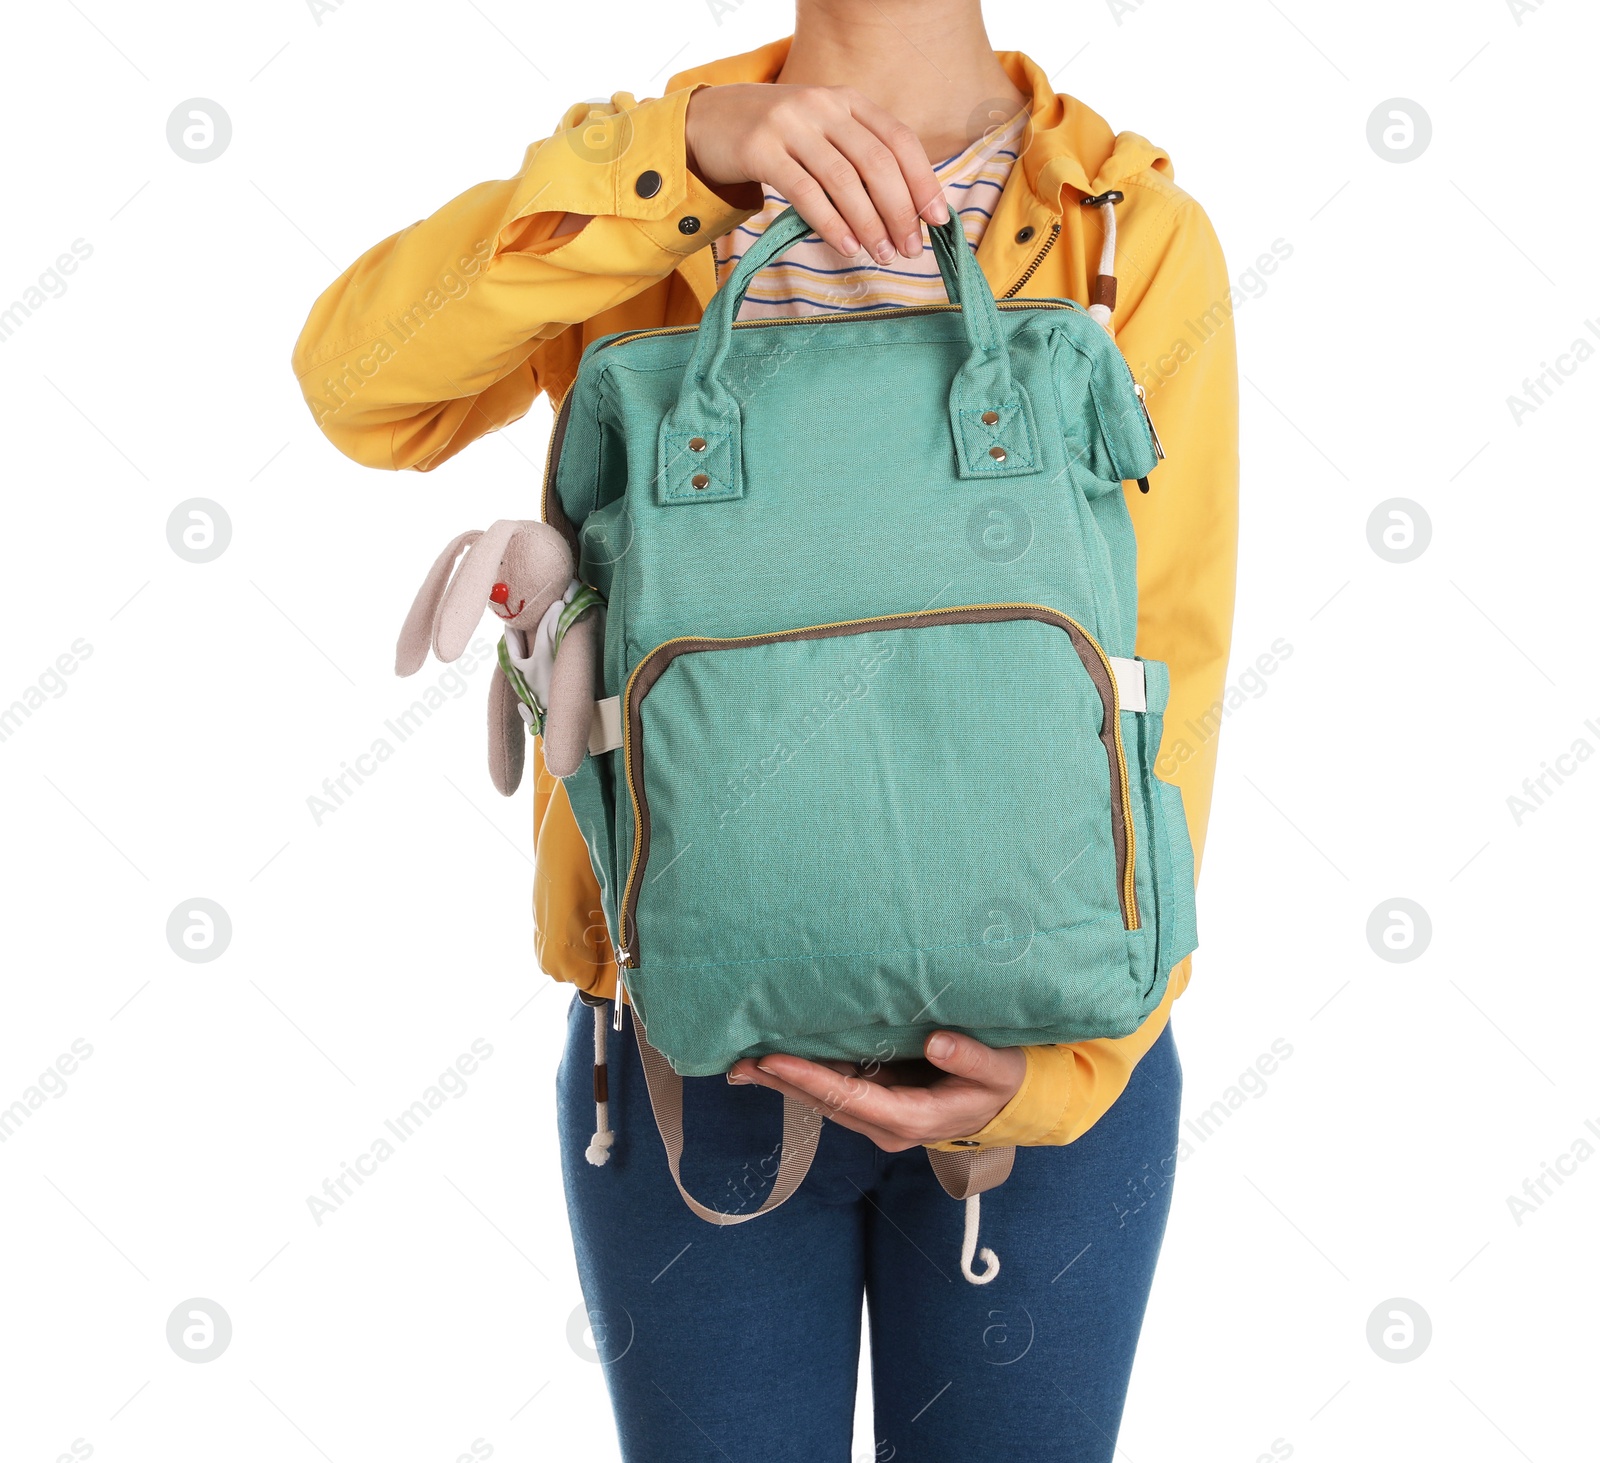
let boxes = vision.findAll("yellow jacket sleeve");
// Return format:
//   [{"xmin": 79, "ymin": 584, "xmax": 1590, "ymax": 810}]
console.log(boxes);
[
  {"xmin": 290, "ymin": 85, "xmax": 759, "ymax": 472},
  {"xmin": 933, "ymin": 193, "xmax": 1239, "ymax": 1151}
]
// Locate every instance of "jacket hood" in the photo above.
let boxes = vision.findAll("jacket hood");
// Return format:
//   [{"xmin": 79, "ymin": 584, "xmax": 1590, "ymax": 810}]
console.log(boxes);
[{"xmin": 667, "ymin": 37, "xmax": 1172, "ymax": 213}]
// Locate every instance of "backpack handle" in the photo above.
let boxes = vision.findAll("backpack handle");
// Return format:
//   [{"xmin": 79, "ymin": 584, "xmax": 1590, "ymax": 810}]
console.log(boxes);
[
  {"xmin": 712, "ymin": 205, "xmax": 998, "ymax": 352},
  {"xmin": 630, "ymin": 1004, "xmax": 823, "ymax": 1225},
  {"xmin": 654, "ymin": 205, "xmax": 1041, "ymax": 505}
]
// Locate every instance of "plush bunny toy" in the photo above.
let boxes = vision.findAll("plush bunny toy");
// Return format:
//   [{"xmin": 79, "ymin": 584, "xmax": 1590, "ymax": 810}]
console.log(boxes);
[{"xmin": 395, "ymin": 520, "xmax": 600, "ymax": 790}]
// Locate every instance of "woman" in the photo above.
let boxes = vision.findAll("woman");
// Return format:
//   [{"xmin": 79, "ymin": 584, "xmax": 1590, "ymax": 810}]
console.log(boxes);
[{"xmin": 293, "ymin": 5, "xmax": 1238, "ymax": 1458}]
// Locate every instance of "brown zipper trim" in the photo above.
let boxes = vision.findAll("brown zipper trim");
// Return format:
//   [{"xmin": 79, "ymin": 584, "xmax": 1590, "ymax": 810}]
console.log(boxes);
[{"xmin": 615, "ymin": 602, "xmax": 1139, "ymax": 966}]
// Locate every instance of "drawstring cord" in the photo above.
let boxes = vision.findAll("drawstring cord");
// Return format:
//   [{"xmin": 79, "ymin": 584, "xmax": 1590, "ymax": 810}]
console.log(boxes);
[
  {"xmin": 1081, "ymin": 189, "xmax": 1125, "ymax": 334},
  {"xmin": 1081, "ymin": 187, "xmax": 1160, "ymax": 494},
  {"xmin": 959, "ymin": 1193, "xmax": 1000, "ymax": 1284},
  {"xmin": 585, "ymin": 998, "xmax": 615, "ymax": 1166}
]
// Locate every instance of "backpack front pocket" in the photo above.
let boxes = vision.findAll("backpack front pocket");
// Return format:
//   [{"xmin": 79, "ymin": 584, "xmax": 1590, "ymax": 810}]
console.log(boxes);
[{"xmin": 615, "ymin": 604, "xmax": 1156, "ymax": 1074}]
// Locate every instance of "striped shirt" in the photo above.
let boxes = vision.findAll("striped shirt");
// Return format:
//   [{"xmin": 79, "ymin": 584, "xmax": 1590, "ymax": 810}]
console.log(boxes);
[{"xmin": 712, "ymin": 106, "xmax": 1028, "ymax": 319}]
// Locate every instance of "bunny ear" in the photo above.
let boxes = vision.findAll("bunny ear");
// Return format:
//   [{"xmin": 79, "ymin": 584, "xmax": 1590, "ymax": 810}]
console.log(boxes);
[
  {"xmin": 397, "ymin": 530, "xmax": 481, "ymax": 677},
  {"xmin": 433, "ymin": 518, "xmax": 526, "ymax": 663}
]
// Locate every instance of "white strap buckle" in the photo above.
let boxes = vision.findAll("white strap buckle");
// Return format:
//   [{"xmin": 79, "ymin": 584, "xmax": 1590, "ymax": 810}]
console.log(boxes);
[
  {"xmin": 1109, "ymin": 657, "xmax": 1146, "ymax": 713},
  {"xmin": 588, "ymin": 696, "xmax": 623, "ymax": 755}
]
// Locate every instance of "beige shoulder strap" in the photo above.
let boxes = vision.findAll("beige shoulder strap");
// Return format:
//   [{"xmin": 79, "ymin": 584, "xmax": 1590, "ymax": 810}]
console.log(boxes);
[{"xmin": 631, "ymin": 1010, "xmax": 823, "ymax": 1225}]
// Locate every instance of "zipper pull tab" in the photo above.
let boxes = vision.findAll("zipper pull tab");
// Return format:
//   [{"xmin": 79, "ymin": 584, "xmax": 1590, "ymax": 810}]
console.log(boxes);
[
  {"xmin": 613, "ymin": 948, "xmax": 632, "ymax": 1030},
  {"xmin": 1133, "ymin": 382, "xmax": 1166, "ymax": 461}
]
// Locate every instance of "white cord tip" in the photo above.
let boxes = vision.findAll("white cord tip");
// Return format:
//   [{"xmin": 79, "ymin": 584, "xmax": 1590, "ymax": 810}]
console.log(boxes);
[
  {"xmin": 585, "ymin": 1131, "xmax": 614, "ymax": 1166},
  {"xmin": 963, "ymin": 1247, "xmax": 1001, "ymax": 1285},
  {"xmin": 959, "ymin": 1192, "xmax": 1001, "ymax": 1284}
]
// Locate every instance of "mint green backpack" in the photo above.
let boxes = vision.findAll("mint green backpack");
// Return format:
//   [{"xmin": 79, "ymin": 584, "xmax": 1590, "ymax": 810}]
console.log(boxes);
[{"xmin": 546, "ymin": 206, "xmax": 1196, "ymax": 1279}]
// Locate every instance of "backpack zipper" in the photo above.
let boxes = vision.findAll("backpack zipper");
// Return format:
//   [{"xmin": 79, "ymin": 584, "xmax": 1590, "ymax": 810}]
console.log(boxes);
[
  {"xmin": 1133, "ymin": 382, "xmax": 1165, "ymax": 461},
  {"xmin": 613, "ymin": 602, "xmax": 1140, "ymax": 966}
]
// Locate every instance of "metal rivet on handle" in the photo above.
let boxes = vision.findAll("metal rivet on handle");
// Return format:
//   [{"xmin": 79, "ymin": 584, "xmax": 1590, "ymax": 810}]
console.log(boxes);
[
  {"xmin": 981, "ymin": 410, "xmax": 999, "ymax": 425},
  {"xmin": 688, "ymin": 437, "xmax": 707, "ymax": 452},
  {"xmin": 988, "ymin": 446, "xmax": 1007, "ymax": 462},
  {"xmin": 691, "ymin": 473, "xmax": 710, "ymax": 489}
]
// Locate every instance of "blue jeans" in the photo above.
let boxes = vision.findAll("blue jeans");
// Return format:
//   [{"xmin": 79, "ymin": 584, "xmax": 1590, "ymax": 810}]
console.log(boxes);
[{"xmin": 557, "ymin": 992, "xmax": 1182, "ymax": 1463}]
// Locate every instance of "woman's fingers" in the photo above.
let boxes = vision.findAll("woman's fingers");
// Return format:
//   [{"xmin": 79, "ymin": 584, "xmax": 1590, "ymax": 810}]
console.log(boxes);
[
  {"xmin": 724, "ymin": 1032, "xmax": 1029, "ymax": 1153},
  {"xmin": 744, "ymin": 1053, "xmax": 911, "ymax": 1129},
  {"xmin": 728, "ymin": 1050, "xmax": 1003, "ymax": 1150},
  {"xmin": 798, "ymin": 105, "xmax": 950, "ymax": 263},
  {"xmin": 922, "ymin": 1030, "xmax": 1028, "ymax": 1091},
  {"xmin": 840, "ymin": 90, "xmax": 950, "ymax": 232},
  {"xmin": 765, "ymin": 155, "xmax": 861, "ymax": 258},
  {"xmin": 789, "ymin": 132, "xmax": 905, "ymax": 264},
  {"xmin": 732, "ymin": 1057, "xmax": 925, "ymax": 1151},
  {"xmin": 685, "ymin": 83, "xmax": 949, "ymax": 262}
]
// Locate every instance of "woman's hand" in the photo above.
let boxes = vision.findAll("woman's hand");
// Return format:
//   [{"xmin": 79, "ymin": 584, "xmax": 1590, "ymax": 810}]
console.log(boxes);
[
  {"xmin": 726, "ymin": 1031, "xmax": 1026, "ymax": 1151},
  {"xmin": 684, "ymin": 83, "xmax": 950, "ymax": 264}
]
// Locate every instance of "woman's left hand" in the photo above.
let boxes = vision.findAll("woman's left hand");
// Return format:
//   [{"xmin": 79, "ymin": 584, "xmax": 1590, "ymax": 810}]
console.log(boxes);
[{"xmin": 726, "ymin": 1032, "xmax": 1026, "ymax": 1151}]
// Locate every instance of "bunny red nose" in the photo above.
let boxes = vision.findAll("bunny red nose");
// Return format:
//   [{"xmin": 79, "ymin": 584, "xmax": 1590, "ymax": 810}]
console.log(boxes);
[{"xmin": 489, "ymin": 582, "xmax": 510, "ymax": 605}]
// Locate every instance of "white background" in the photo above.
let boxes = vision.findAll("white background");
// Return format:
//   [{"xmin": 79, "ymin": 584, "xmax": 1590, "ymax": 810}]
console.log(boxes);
[{"xmin": 1, "ymin": 1, "xmax": 1595, "ymax": 1460}]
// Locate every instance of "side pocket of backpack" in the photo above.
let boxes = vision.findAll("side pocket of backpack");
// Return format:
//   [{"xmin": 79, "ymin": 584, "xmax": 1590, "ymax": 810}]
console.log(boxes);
[
  {"xmin": 1126, "ymin": 658, "xmax": 1199, "ymax": 1010},
  {"xmin": 559, "ymin": 749, "xmax": 620, "ymax": 952},
  {"xmin": 1153, "ymin": 773, "xmax": 1198, "ymax": 983}
]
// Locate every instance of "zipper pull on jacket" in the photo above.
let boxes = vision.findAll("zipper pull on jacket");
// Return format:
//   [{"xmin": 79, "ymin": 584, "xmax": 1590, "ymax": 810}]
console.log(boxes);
[{"xmin": 1080, "ymin": 189, "xmax": 1125, "ymax": 333}]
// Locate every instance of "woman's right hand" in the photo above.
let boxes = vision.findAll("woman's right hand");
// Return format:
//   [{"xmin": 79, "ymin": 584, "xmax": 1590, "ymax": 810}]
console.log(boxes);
[{"xmin": 684, "ymin": 83, "xmax": 950, "ymax": 264}]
